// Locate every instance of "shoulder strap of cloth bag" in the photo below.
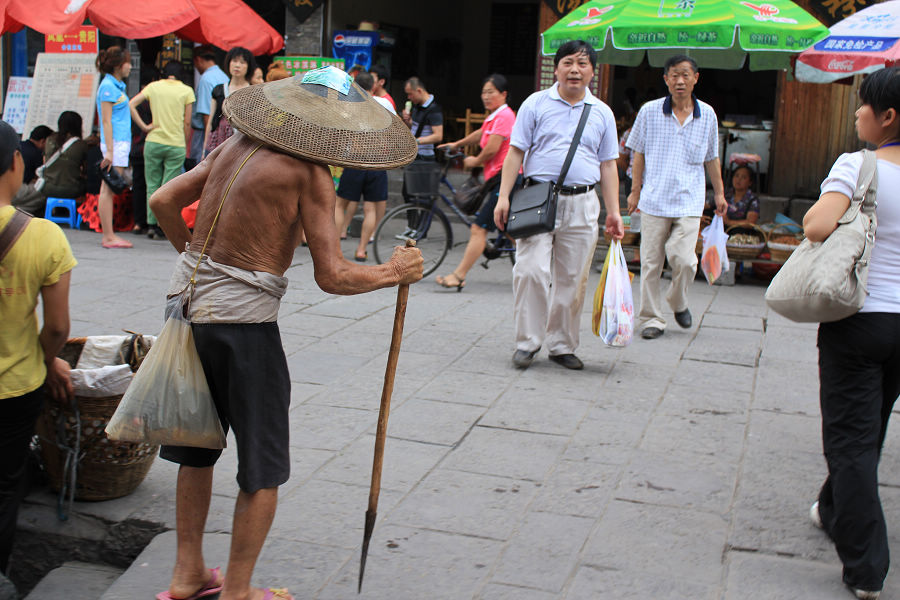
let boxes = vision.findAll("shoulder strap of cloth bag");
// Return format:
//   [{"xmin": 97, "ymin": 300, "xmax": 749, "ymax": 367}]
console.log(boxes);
[
  {"xmin": 554, "ymin": 104, "xmax": 592, "ymax": 189},
  {"xmin": 186, "ymin": 143, "xmax": 263, "ymax": 295},
  {"xmin": 846, "ymin": 148, "xmax": 878, "ymax": 270},
  {"xmin": 844, "ymin": 149, "xmax": 877, "ymax": 221},
  {"xmin": 0, "ymin": 208, "xmax": 32, "ymax": 263}
]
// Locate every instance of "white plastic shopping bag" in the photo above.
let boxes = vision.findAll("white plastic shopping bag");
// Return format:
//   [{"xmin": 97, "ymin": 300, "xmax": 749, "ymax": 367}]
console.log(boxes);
[
  {"xmin": 700, "ymin": 215, "xmax": 730, "ymax": 285},
  {"xmin": 599, "ymin": 240, "xmax": 635, "ymax": 347},
  {"xmin": 106, "ymin": 293, "xmax": 226, "ymax": 449}
]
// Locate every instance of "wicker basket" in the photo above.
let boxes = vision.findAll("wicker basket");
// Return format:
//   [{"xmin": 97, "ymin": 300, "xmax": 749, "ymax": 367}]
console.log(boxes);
[
  {"xmin": 604, "ymin": 230, "xmax": 640, "ymax": 245},
  {"xmin": 36, "ymin": 338, "xmax": 158, "ymax": 502},
  {"xmin": 726, "ymin": 225, "xmax": 766, "ymax": 260},
  {"xmin": 766, "ymin": 224, "xmax": 804, "ymax": 262}
]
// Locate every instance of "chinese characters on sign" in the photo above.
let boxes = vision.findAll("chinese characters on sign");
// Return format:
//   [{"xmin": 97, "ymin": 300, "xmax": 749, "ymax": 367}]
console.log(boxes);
[
  {"xmin": 822, "ymin": 0, "xmax": 867, "ymax": 20},
  {"xmin": 2, "ymin": 77, "xmax": 33, "ymax": 134},
  {"xmin": 45, "ymin": 26, "xmax": 98, "ymax": 54},
  {"xmin": 275, "ymin": 56, "xmax": 345, "ymax": 77},
  {"xmin": 23, "ymin": 53, "xmax": 99, "ymax": 140}
]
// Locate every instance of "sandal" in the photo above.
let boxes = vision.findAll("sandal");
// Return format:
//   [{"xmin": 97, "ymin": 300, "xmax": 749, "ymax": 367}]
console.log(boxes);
[
  {"xmin": 435, "ymin": 272, "xmax": 465, "ymax": 292},
  {"xmin": 354, "ymin": 252, "xmax": 367, "ymax": 262},
  {"xmin": 155, "ymin": 567, "xmax": 223, "ymax": 600}
]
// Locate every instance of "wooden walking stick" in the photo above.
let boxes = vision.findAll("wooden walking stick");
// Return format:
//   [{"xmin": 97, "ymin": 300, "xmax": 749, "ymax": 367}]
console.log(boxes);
[{"xmin": 358, "ymin": 239, "xmax": 415, "ymax": 593}]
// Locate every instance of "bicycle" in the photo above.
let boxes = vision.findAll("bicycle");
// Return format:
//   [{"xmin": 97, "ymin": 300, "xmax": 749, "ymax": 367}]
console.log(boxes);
[{"xmin": 372, "ymin": 150, "xmax": 516, "ymax": 277}]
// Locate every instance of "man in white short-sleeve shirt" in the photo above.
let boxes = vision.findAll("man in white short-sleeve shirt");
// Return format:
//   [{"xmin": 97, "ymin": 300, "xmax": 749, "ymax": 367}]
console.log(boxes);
[
  {"xmin": 494, "ymin": 40, "xmax": 623, "ymax": 371},
  {"xmin": 626, "ymin": 55, "xmax": 726, "ymax": 340}
]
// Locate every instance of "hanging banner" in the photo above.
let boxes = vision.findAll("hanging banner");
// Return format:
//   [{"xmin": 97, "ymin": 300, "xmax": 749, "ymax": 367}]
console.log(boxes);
[
  {"xmin": 45, "ymin": 26, "xmax": 98, "ymax": 54},
  {"xmin": 282, "ymin": 0, "xmax": 324, "ymax": 23},
  {"xmin": 275, "ymin": 56, "xmax": 345, "ymax": 77},
  {"xmin": 331, "ymin": 30, "xmax": 380, "ymax": 73},
  {"xmin": 2, "ymin": 77, "xmax": 33, "ymax": 134}
]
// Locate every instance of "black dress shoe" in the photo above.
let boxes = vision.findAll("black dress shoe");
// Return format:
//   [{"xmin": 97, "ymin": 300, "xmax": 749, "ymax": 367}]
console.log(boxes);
[
  {"xmin": 641, "ymin": 327, "xmax": 664, "ymax": 339},
  {"xmin": 674, "ymin": 309, "xmax": 692, "ymax": 329},
  {"xmin": 549, "ymin": 353, "xmax": 584, "ymax": 370},
  {"xmin": 512, "ymin": 349, "xmax": 538, "ymax": 369}
]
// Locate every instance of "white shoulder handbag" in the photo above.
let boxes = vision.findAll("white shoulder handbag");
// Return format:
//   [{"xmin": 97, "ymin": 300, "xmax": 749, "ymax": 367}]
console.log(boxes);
[{"xmin": 765, "ymin": 149, "xmax": 877, "ymax": 323}]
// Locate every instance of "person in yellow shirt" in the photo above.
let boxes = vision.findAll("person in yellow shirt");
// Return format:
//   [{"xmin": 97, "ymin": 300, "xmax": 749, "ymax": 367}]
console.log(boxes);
[
  {"xmin": 130, "ymin": 61, "xmax": 195, "ymax": 240},
  {"xmin": 0, "ymin": 119, "xmax": 76, "ymax": 580}
]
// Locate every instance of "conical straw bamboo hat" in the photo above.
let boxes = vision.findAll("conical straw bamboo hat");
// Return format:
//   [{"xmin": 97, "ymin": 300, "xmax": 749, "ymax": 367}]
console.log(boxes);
[{"xmin": 222, "ymin": 67, "xmax": 416, "ymax": 170}]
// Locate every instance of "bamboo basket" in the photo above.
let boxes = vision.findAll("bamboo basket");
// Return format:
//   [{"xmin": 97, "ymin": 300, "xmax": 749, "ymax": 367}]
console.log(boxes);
[
  {"xmin": 604, "ymin": 230, "xmax": 640, "ymax": 245},
  {"xmin": 35, "ymin": 337, "xmax": 158, "ymax": 501},
  {"xmin": 726, "ymin": 224, "xmax": 766, "ymax": 260},
  {"xmin": 766, "ymin": 223, "xmax": 804, "ymax": 263}
]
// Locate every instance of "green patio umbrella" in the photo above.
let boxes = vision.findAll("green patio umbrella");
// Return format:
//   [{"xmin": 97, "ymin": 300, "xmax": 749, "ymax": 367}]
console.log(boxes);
[{"xmin": 542, "ymin": 0, "xmax": 829, "ymax": 70}]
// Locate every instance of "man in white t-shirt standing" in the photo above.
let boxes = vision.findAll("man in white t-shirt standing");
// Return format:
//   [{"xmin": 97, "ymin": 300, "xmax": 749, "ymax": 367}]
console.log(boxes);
[{"xmin": 626, "ymin": 55, "xmax": 726, "ymax": 340}]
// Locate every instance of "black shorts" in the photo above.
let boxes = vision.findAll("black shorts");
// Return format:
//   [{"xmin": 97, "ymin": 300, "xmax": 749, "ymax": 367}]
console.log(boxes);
[
  {"xmin": 159, "ymin": 322, "xmax": 291, "ymax": 493},
  {"xmin": 337, "ymin": 168, "xmax": 388, "ymax": 203},
  {"xmin": 473, "ymin": 186, "xmax": 500, "ymax": 232}
]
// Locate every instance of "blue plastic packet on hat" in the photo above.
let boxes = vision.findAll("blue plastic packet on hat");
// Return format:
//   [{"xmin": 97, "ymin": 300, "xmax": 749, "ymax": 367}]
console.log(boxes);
[{"xmin": 301, "ymin": 66, "xmax": 352, "ymax": 95}]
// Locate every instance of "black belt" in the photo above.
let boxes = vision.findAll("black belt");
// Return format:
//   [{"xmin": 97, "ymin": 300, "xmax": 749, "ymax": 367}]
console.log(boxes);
[{"xmin": 524, "ymin": 178, "xmax": 596, "ymax": 195}]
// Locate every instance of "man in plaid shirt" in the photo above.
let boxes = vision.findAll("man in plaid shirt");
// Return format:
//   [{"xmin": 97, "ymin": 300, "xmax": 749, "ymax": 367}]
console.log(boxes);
[{"xmin": 626, "ymin": 55, "xmax": 726, "ymax": 340}]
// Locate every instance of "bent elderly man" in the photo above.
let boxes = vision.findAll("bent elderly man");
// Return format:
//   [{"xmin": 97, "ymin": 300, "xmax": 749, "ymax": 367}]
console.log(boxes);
[{"xmin": 148, "ymin": 68, "xmax": 422, "ymax": 600}]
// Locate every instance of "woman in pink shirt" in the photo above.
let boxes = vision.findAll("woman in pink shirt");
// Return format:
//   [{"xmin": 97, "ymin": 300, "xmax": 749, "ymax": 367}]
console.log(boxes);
[{"xmin": 436, "ymin": 74, "xmax": 515, "ymax": 290}]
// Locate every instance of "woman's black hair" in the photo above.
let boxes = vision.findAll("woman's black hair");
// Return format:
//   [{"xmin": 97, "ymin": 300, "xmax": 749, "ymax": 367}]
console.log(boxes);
[
  {"xmin": 483, "ymin": 73, "xmax": 509, "ymax": 95},
  {"xmin": 223, "ymin": 46, "xmax": 257, "ymax": 82},
  {"xmin": 162, "ymin": 60, "xmax": 184, "ymax": 80},
  {"xmin": 55, "ymin": 111, "xmax": 83, "ymax": 147},
  {"xmin": 553, "ymin": 40, "xmax": 596, "ymax": 68},
  {"xmin": 859, "ymin": 66, "xmax": 900, "ymax": 115}
]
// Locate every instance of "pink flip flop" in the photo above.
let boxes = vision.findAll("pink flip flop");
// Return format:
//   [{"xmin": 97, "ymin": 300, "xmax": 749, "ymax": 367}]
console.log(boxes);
[
  {"xmin": 262, "ymin": 589, "xmax": 294, "ymax": 600},
  {"xmin": 102, "ymin": 239, "xmax": 133, "ymax": 249},
  {"xmin": 155, "ymin": 567, "xmax": 223, "ymax": 600}
]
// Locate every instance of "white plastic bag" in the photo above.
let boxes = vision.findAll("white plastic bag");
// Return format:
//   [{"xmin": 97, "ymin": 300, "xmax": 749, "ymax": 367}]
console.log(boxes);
[
  {"xmin": 106, "ymin": 295, "xmax": 226, "ymax": 449},
  {"xmin": 599, "ymin": 240, "xmax": 635, "ymax": 347},
  {"xmin": 700, "ymin": 215, "xmax": 730, "ymax": 285}
]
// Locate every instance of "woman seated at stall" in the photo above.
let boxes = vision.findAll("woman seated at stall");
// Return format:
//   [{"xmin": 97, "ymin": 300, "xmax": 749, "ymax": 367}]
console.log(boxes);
[
  {"xmin": 702, "ymin": 164, "xmax": 759, "ymax": 228},
  {"xmin": 39, "ymin": 111, "xmax": 88, "ymax": 201}
]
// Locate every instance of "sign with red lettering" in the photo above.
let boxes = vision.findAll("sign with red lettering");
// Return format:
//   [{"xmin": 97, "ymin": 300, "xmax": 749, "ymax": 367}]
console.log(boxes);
[{"xmin": 45, "ymin": 26, "xmax": 98, "ymax": 54}]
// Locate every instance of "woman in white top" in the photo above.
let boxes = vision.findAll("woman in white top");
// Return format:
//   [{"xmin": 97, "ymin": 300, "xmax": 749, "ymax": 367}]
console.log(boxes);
[{"xmin": 804, "ymin": 66, "xmax": 900, "ymax": 600}]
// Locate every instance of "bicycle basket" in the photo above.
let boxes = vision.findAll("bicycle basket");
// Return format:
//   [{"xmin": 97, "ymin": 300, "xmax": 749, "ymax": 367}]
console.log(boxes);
[{"xmin": 404, "ymin": 160, "xmax": 441, "ymax": 197}]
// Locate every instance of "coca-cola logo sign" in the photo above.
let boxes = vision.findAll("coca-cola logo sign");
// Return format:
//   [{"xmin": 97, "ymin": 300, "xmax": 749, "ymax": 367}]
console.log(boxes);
[{"xmin": 828, "ymin": 59, "xmax": 856, "ymax": 71}]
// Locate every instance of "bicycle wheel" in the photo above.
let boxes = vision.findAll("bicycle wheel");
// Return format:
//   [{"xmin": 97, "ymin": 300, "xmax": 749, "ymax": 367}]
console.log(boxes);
[{"xmin": 373, "ymin": 203, "xmax": 452, "ymax": 277}]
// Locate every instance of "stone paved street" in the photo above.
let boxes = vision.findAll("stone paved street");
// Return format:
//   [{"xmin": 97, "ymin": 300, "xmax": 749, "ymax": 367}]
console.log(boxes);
[{"xmin": 15, "ymin": 226, "xmax": 900, "ymax": 600}]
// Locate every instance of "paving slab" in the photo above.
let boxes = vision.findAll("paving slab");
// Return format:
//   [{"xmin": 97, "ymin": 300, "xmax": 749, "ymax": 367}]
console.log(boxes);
[
  {"xmin": 582, "ymin": 500, "xmax": 729, "ymax": 587},
  {"xmin": 24, "ymin": 562, "xmax": 123, "ymax": 600}
]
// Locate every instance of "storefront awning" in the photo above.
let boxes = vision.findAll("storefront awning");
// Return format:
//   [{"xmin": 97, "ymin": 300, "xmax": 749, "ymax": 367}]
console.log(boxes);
[{"xmin": 2, "ymin": 0, "xmax": 284, "ymax": 55}]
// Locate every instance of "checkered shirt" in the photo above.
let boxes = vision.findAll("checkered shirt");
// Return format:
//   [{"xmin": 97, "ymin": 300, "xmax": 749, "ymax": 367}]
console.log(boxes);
[{"xmin": 626, "ymin": 96, "xmax": 719, "ymax": 218}]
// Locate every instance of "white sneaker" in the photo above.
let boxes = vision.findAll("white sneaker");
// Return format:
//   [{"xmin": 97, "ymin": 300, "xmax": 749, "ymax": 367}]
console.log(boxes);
[
  {"xmin": 852, "ymin": 588, "xmax": 880, "ymax": 599},
  {"xmin": 810, "ymin": 501, "xmax": 823, "ymax": 529}
]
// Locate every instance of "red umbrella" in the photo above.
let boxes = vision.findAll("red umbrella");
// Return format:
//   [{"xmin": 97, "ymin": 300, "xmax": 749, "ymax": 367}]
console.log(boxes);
[
  {"xmin": 176, "ymin": 0, "xmax": 284, "ymax": 55},
  {"xmin": 1, "ymin": 0, "xmax": 283, "ymax": 55},
  {"xmin": 86, "ymin": 0, "xmax": 198, "ymax": 40},
  {"xmin": 5, "ymin": 0, "xmax": 87, "ymax": 34}
]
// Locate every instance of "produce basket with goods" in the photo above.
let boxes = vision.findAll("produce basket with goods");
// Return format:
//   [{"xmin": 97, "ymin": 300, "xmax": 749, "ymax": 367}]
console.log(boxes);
[
  {"xmin": 35, "ymin": 334, "xmax": 157, "ymax": 511},
  {"xmin": 725, "ymin": 225, "xmax": 766, "ymax": 260},
  {"xmin": 766, "ymin": 223, "xmax": 804, "ymax": 262}
]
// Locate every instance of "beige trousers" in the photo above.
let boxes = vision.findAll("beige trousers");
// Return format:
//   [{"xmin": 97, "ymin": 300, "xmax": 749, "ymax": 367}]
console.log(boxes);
[
  {"xmin": 638, "ymin": 213, "xmax": 701, "ymax": 331},
  {"xmin": 512, "ymin": 190, "xmax": 600, "ymax": 355}
]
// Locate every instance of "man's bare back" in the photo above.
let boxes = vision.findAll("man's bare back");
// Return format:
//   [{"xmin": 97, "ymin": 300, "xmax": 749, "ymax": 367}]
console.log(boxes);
[
  {"xmin": 190, "ymin": 134, "xmax": 311, "ymax": 275},
  {"xmin": 150, "ymin": 132, "xmax": 423, "ymax": 295}
]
